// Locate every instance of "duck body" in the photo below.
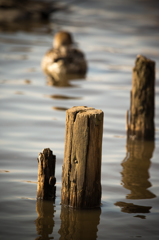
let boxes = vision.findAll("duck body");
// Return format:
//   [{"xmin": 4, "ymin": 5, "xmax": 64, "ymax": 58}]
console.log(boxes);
[{"xmin": 41, "ymin": 31, "xmax": 87, "ymax": 77}]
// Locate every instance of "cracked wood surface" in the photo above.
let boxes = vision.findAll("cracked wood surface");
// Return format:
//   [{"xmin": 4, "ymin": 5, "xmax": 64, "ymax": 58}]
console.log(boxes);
[{"xmin": 61, "ymin": 106, "xmax": 103, "ymax": 208}]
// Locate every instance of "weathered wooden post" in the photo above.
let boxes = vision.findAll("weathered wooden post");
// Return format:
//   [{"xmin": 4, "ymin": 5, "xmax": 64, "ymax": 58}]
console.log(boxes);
[
  {"xmin": 61, "ymin": 106, "xmax": 103, "ymax": 208},
  {"xmin": 126, "ymin": 55, "xmax": 155, "ymax": 140},
  {"xmin": 37, "ymin": 148, "xmax": 56, "ymax": 200}
]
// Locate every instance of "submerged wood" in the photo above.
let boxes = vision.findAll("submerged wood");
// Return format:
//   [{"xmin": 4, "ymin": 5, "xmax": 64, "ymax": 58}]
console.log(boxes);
[
  {"xmin": 61, "ymin": 106, "xmax": 104, "ymax": 208},
  {"xmin": 127, "ymin": 55, "xmax": 155, "ymax": 140},
  {"xmin": 37, "ymin": 148, "xmax": 56, "ymax": 200}
]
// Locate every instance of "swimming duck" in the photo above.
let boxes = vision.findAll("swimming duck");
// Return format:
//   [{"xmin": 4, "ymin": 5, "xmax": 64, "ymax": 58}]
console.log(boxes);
[{"xmin": 41, "ymin": 31, "xmax": 87, "ymax": 77}]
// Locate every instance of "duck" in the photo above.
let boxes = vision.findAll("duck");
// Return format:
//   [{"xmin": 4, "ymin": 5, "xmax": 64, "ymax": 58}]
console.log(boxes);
[{"xmin": 41, "ymin": 31, "xmax": 87, "ymax": 78}]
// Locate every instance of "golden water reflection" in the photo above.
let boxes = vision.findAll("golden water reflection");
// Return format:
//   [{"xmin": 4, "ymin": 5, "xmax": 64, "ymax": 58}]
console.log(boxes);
[
  {"xmin": 121, "ymin": 139, "xmax": 156, "ymax": 199},
  {"xmin": 58, "ymin": 205, "xmax": 101, "ymax": 240},
  {"xmin": 52, "ymin": 106, "xmax": 68, "ymax": 111},
  {"xmin": 114, "ymin": 201, "xmax": 151, "ymax": 214},
  {"xmin": 46, "ymin": 73, "xmax": 85, "ymax": 87},
  {"xmin": 35, "ymin": 200, "xmax": 55, "ymax": 240},
  {"xmin": 49, "ymin": 94, "xmax": 81, "ymax": 100}
]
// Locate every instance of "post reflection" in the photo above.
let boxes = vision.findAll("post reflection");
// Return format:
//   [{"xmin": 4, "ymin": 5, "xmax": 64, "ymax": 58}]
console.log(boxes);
[
  {"xmin": 58, "ymin": 205, "xmax": 101, "ymax": 240},
  {"xmin": 121, "ymin": 139, "xmax": 156, "ymax": 199},
  {"xmin": 35, "ymin": 200, "xmax": 55, "ymax": 240},
  {"xmin": 114, "ymin": 201, "xmax": 151, "ymax": 214}
]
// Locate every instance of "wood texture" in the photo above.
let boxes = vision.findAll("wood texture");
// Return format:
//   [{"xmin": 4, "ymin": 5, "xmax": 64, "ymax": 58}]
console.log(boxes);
[
  {"xmin": 127, "ymin": 55, "xmax": 155, "ymax": 140},
  {"xmin": 37, "ymin": 148, "xmax": 56, "ymax": 200},
  {"xmin": 61, "ymin": 106, "xmax": 103, "ymax": 208}
]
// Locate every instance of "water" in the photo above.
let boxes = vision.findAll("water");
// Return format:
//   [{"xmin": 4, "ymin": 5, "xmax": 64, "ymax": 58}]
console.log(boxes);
[{"xmin": 0, "ymin": 0, "xmax": 159, "ymax": 239}]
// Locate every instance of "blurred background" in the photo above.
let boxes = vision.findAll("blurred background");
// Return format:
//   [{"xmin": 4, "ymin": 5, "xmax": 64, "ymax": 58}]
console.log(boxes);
[{"xmin": 0, "ymin": 0, "xmax": 159, "ymax": 239}]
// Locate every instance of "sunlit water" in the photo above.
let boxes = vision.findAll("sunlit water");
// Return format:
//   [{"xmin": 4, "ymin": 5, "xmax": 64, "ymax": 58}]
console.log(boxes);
[{"xmin": 0, "ymin": 0, "xmax": 159, "ymax": 239}]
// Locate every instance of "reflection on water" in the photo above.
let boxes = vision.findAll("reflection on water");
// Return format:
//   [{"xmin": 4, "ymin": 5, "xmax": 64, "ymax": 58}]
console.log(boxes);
[
  {"xmin": 121, "ymin": 139, "xmax": 156, "ymax": 199},
  {"xmin": 114, "ymin": 201, "xmax": 151, "ymax": 214},
  {"xmin": 49, "ymin": 94, "xmax": 81, "ymax": 100},
  {"xmin": 0, "ymin": 0, "xmax": 159, "ymax": 239},
  {"xmin": 35, "ymin": 200, "xmax": 55, "ymax": 240},
  {"xmin": 52, "ymin": 106, "xmax": 68, "ymax": 111},
  {"xmin": 24, "ymin": 79, "xmax": 31, "ymax": 84},
  {"xmin": 134, "ymin": 215, "xmax": 146, "ymax": 220},
  {"xmin": 0, "ymin": 21, "xmax": 52, "ymax": 34},
  {"xmin": 46, "ymin": 73, "xmax": 85, "ymax": 87},
  {"xmin": 58, "ymin": 205, "xmax": 101, "ymax": 240}
]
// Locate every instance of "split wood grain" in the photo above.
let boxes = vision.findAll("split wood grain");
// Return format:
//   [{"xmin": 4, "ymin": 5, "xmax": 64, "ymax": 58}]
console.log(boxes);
[{"xmin": 61, "ymin": 106, "xmax": 103, "ymax": 208}]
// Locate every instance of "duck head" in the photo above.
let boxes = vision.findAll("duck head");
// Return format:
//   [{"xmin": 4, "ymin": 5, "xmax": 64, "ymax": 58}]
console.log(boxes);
[{"xmin": 53, "ymin": 31, "xmax": 74, "ymax": 49}]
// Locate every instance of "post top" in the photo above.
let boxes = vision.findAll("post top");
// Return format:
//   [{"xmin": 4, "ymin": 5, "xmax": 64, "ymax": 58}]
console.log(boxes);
[
  {"xmin": 135, "ymin": 54, "xmax": 155, "ymax": 65},
  {"xmin": 67, "ymin": 106, "xmax": 103, "ymax": 116}
]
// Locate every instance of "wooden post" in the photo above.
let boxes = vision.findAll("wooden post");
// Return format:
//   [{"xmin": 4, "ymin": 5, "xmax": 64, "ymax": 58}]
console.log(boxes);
[
  {"xmin": 127, "ymin": 55, "xmax": 155, "ymax": 140},
  {"xmin": 37, "ymin": 148, "xmax": 56, "ymax": 200},
  {"xmin": 61, "ymin": 106, "xmax": 104, "ymax": 208}
]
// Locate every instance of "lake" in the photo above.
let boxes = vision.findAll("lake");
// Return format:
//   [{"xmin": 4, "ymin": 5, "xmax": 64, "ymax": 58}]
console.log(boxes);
[{"xmin": 0, "ymin": 0, "xmax": 159, "ymax": 239}]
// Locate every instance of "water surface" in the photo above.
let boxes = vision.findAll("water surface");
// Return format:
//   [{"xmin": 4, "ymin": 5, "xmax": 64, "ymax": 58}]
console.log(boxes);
[{"xmin": 0, "ymin": 0, "xmax": 159, "ymax": 239}]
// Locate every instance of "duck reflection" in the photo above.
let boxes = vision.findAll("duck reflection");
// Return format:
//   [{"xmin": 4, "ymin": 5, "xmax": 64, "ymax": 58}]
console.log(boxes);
[
  {"xmin": 35, "ymin": 200, "xmax": 55, "ymax": 240},
  {"xmin": 121, "ymin": 139, "xmax": 156, "ymax": 199},
  {"xmin": 46, "ymin": 72, "xmax": 85, "ymax": 87},
  {"xmin": 58, "ymin": 205, "xmax": 101, "ymax": 240}
]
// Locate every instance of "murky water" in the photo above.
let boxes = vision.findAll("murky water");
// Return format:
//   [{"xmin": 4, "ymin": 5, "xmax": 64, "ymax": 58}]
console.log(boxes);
[{"xmin": 0, "ymin": 0, "xmax": 159, "ymax": 239}]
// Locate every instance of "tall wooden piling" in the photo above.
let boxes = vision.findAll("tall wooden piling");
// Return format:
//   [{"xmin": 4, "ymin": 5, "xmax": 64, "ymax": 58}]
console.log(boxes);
[
  {"xmin": 127, "ymin": 55, "xmax": 155, "ymax": 140},
  {"xmin": 61, "ymin": 106, "xmax": 103, "ymax": 208},
  {"xmin": 37, "ymin": 148, "xmax": 56, "ymax": 200}
]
